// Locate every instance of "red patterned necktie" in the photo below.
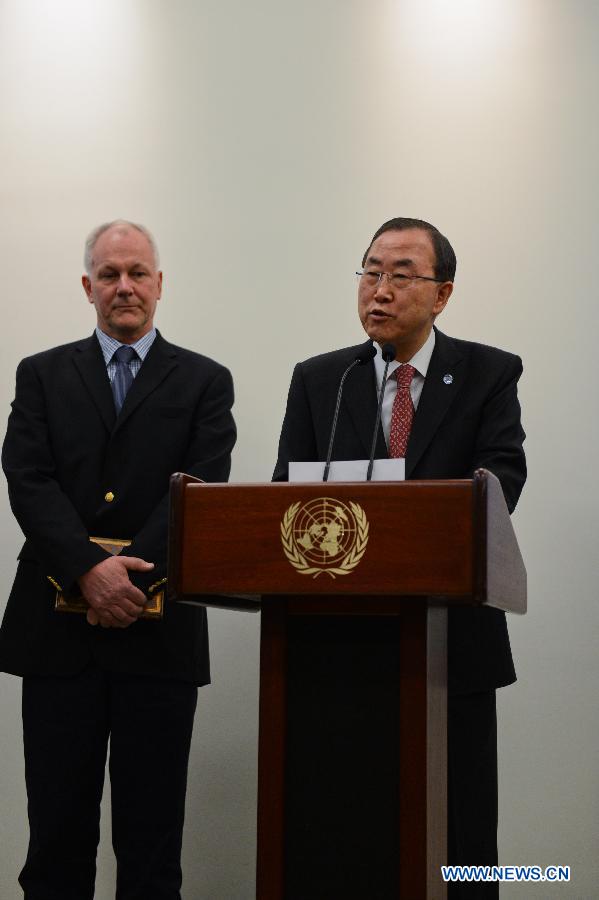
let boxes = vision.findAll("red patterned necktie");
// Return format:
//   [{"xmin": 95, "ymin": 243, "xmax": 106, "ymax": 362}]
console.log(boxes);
[{"xmin": 389, "ymin": 364, "xmax": 416, "ymax": 458}]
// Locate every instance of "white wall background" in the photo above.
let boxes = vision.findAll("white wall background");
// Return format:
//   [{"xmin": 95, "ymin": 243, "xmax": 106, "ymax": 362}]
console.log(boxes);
[{"xmin": 0, "ymin": 0, "xmax": 597, "ymax": 897}]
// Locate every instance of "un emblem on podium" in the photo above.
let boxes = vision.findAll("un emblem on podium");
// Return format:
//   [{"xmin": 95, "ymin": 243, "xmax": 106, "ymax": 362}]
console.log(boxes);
[{"xmin": 280, "ymin": 497, "xmax": 369, "ymax": 578}]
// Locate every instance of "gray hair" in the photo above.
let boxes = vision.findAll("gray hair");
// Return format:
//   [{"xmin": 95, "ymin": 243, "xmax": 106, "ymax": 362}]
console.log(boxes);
[{"xmin": 84, "ymin": 219, "xmax": 160, "ymax": 274}]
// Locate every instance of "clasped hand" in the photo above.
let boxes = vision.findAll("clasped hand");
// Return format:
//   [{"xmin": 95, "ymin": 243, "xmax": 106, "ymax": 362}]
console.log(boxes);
[{"xmin": 78, "ymin": 555, "xmax": 154, "ymax": 628}]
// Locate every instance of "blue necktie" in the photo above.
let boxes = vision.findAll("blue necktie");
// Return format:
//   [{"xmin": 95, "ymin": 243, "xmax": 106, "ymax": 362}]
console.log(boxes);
[{"xmin": 111, "ymin": 345, "xmax": 137, "ymax": 414}]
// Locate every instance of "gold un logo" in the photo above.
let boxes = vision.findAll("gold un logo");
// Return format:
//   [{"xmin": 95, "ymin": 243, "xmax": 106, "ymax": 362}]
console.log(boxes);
[{"xmin": 281, "ymin": 497, "xmax": 369, "ymax": 578}]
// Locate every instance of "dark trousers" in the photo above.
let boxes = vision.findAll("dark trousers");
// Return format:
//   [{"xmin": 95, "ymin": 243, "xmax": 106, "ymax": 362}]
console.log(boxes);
[
  {"xmin": 448, "ymin": 690, "xmax": 499, "ymax": 899},
  {"xmin": 284, "ymin": 618, "xmax": 500, "ymax": 898},
  {"xmin": 20, "ymin": 664, "xmax": 198, "ymax": 900}
]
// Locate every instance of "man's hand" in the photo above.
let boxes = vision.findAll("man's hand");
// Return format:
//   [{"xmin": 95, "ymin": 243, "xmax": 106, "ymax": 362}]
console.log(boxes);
[{"xmin": 78, "ymin": 556, "xmax": 154, "ymax": 628}]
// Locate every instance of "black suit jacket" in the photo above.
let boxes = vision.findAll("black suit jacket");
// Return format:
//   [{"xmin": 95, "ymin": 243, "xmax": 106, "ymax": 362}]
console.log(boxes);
[
  {"xmin": 273, "ymin": 328, "xmax": 526, "ymax": 694},
  {"xmin": 1, "ymin": 331, "xmax": 236, "ymax": 684}
]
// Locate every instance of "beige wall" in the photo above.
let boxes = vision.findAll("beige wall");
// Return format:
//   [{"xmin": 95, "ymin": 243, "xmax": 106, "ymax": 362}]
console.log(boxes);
[{"xmin": 1, "ymin": 1, "xmax": 597, "ymax": 896}]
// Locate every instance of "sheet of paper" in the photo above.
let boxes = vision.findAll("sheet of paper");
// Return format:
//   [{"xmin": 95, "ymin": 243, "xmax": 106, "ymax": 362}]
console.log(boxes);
[{"xmin": 289, "ymin": 458, "xmax": 405, "ymax": 482}]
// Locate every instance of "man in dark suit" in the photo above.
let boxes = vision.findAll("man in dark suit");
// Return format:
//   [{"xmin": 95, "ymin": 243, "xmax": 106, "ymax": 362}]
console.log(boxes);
[
  {"xmin": 273, "ymin": 217, "xmax": 526, "ymax": 896},
  {"xmin": 1, "ymin": 220, "xmax": 236, "ymax": 899}
]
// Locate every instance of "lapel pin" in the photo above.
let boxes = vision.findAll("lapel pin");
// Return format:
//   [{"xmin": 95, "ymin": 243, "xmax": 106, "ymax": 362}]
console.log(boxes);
[{"xmin": 443, "ymin": 373, "xmax": 453, "ymax": 385}]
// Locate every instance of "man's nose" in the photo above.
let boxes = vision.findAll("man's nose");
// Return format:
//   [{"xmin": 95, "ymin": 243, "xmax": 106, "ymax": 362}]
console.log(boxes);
[
  {"xmin": 116, "ymin": 273, "xmax": 133, "ymax": 294},
  {"xmin": 374, "ymin": 273, "xmax": 393, "ymax": 301}
]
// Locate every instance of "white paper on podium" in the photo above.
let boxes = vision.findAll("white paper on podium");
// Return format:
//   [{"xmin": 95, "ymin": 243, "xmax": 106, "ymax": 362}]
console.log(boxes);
[{"xmin": 289, "ymin": 458, "xmax": 405, "ymax": 482}]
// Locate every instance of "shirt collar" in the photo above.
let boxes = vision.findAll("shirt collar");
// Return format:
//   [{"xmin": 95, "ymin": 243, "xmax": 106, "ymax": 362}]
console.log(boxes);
[
  {"xmin": 373, "ymin": 327, "xmax": 436, "ymax": 383},
  {"xmin": 95, "ymin": 327, "xmax": 157, "ymax": 366}
]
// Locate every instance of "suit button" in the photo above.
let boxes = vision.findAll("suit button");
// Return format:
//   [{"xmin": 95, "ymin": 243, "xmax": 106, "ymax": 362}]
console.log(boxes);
[{"xmin": 104, "ymin": 491, "xmax": 115, "ymax": 502}]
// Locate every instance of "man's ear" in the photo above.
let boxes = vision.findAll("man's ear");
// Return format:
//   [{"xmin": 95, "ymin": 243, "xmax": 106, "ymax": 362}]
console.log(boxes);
[
  {"xmin": 82, "ymin": 275, "xmax": 93, "ymax": 303},
  {"xmin": 433, "ymin": 281, "xmax": 453, "ymax": 317}
]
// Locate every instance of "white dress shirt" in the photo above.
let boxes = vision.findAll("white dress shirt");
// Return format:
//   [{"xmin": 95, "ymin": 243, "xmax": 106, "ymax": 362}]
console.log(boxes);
[{"xmin": 372, "ymin": 328, "xmax": 436, "ymax": 447}]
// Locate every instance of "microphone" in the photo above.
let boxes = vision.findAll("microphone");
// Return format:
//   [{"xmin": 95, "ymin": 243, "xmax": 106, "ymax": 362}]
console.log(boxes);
[
  {"xmin": 323, "ymin": 343, "xmax": 377, "ymax": 482},
  {"xmin": 366, "ymin": 342, "xmax": 396, "ymax": 481}
]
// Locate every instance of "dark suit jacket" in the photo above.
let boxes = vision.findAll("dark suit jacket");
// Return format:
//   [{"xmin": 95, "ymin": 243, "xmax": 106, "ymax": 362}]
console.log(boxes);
[
  {"xmin": 273, "ymin": 328, "xmax": 526, "ymax": 694},
  {"xmin": 1, "ymin": 331, "xmax": 236, "ymax": 685}
]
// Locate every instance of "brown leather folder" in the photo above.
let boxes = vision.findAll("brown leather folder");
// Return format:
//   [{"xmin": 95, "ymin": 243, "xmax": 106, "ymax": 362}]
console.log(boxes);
[{"xmin": 52, "ymin": 536, "xmax": 164, "ymax": 620}]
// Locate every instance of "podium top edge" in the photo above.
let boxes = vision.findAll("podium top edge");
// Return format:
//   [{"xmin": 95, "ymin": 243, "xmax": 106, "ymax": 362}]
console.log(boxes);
[{"xmin": 180, "ymin": 478, "xmax": 479, "ymax": 488}]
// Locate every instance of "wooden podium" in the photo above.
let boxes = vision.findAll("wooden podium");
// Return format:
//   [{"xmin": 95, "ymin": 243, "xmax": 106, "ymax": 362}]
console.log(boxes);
[{"xmin": 168, "ymin": 469, "xmax": 526, "ymax": 900}]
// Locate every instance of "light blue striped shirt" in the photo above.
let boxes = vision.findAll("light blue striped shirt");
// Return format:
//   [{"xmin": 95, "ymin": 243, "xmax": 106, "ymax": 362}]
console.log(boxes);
[{"xmin": 95, "ymin": 327, "xmax": 157, "ymax": 382}]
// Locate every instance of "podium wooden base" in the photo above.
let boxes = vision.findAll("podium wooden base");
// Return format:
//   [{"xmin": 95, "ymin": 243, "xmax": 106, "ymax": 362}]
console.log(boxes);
[{"xmin": 257, "ymin": 597, "xmax": 447, "ymax": 900}]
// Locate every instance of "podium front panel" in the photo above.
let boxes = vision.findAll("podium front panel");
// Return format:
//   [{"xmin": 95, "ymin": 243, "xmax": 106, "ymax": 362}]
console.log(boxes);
[{"xmin": 176, "ymin": 481, "xmax": 474, "ymax": 598}]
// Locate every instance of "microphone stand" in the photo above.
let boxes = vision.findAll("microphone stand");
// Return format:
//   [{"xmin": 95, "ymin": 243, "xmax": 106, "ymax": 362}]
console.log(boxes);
[
  {"xmin": 366, "ymin": 343, "xmax": 396, "ymax": 482},
  {"xmin": 323, "ymin": 343, "xmax": 377, "ymax": 482}
]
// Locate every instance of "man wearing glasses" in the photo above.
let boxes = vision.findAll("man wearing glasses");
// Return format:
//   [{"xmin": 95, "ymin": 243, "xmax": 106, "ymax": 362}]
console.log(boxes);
[{"xmin": 273, "ymin": 217, "xmax": 526, "ymax": 896}]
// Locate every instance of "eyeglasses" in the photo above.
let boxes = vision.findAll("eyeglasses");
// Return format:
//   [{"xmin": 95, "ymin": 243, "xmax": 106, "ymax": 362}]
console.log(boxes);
[{"xmin": 356, "ymin": 270, "xmax": 442, "ymax": 289}]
